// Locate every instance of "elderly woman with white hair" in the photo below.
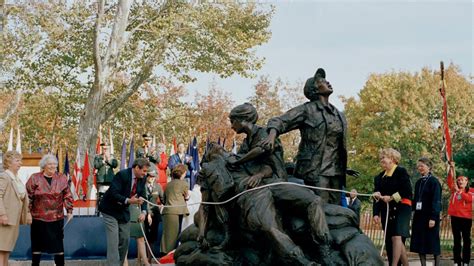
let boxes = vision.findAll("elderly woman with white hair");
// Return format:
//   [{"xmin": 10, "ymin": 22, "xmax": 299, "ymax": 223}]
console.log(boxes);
[{"xmin": 26, "ymin": 154, "xmax": 74, "ymax": 266}]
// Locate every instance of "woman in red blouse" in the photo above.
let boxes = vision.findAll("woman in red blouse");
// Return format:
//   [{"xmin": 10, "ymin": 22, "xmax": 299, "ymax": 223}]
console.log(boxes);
[
  {"xmin": 447, "ymin": 162, "xmax": 472, "ymax": 266},
  {"xmin": 26, "ymin": 154, "xmax": 73, "ymax": 266}
]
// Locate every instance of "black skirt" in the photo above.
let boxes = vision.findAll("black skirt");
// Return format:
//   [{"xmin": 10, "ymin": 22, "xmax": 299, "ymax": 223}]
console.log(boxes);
[
  {"xmin": 381, "ymin": 203, "xmax": 411, "ymax": 238},
  {"xmin": 31, "ymin": 219, "xmax": 64, "ymax": 253}
]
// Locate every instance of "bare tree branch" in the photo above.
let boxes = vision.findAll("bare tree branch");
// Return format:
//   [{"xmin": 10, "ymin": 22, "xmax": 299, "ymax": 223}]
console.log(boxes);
[
  {"xmin": 102, "ymin": 40, "xmax": 168, "ymax": 120},
  {"xmin": 102, "ymin": 0, "xmax": 131, "ymax": 72}
]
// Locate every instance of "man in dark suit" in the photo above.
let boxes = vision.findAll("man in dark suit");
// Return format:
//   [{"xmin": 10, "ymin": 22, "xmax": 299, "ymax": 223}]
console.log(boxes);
[
  {"xmin": 348, "ymin": 189, "xmax": 362, "ymax": 224},
  {"xmin": 98, "ymin": 158, "xmax": 150, "ymax": 265},
  {"xmin": 168, "ymin": 143, "xmax": 195, "ymax": 188}
]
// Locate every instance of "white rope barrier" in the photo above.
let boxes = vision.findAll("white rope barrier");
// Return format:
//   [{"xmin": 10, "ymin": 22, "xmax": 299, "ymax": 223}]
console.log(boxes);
[{"xmin": 143, "ymin": 181, "xmax": 374, "ymax": 208}]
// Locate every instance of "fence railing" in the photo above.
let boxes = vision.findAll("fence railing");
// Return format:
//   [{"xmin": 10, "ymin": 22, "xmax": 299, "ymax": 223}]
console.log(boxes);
[{"xmin": 360, "ymin": 211, "xmax": 466, "ymax": 254}]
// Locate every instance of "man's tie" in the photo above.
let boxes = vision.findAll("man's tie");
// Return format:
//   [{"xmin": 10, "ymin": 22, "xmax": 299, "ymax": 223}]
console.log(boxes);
[{"xmin": 131, "ymin": 178, "xmax": 137, "ymax": 197}]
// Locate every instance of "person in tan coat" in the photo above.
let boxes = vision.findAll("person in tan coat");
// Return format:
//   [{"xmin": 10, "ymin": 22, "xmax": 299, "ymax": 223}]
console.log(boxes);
[
  {"xmin": 160, "ymin": 164, "xmax": 189, "ymax": 255},
  {"xmin": 0, "ymin": 151, "xmax": 32, "ymax": 266}
]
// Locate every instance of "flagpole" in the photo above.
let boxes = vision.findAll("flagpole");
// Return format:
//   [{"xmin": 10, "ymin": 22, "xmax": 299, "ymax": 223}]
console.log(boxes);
[{"xmin": 439, "ymin": 61, "xmax": 456, "ymax": 189}]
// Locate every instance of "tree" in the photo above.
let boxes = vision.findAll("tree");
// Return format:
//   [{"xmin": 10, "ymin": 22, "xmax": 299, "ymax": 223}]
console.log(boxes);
[
  {"xmin": 342, "ymin": 65, "xmax": 473, "ymax": 193},
  {"xmin": 453, "ymin": 143, "xmax": 474, "ymax": 181},
  {"xmin": 248, "ymin": 77, "xmax": 306, "ymax": 161},
  {"xmin": 194, "ymin": 82, "xmax": 235, "ymax": 149},
  {"xmin": 3, "ymin": 1, "xmax": 273, "ymax": 167}
]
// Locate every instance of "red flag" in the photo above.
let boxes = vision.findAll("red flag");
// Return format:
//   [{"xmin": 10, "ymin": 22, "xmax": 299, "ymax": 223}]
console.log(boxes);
[
  {"xmin": 172, "ymin": 137, "xmax": 177, "ymax": 155},
  {"xmin": 439, "ymin": 62, "xmax": 455, "ymax": 187},
  {"xmin": 81, "ymin": 151, "xmax": 90, "ymax": 199},
  {"xmin": 71, "ymin": 149, "xmax": 81, "ymax": 200}
]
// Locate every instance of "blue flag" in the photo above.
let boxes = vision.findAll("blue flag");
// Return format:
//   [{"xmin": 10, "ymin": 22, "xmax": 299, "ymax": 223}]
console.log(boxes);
[
  {"xmin": 217, "ymin": 136, "xmax": 221, "ymax": 146},
  {"xmin": 120, "ymin": 137, "xmax": 127, "ymax": 170},
  {"xmin": 222, "ymin": 138, "xmax": 226, "ymax": 148},
  {"xmin": 63, "ymin": 150, "xmax": 70, "ymax": 177},
  {"xmin": 341, "ymin": 186, "xmax": 348, "ymax": 207},
  {"xmin": 55, "ymin": 149, "xmax": 59, "ymax": 173},
  {"xmin": 128, "ymin": 136, "xmax": 135, "ymax": 168},
  {"xmin": 190, "ymin": 136, "xmax": 200, "ymax": 190}
]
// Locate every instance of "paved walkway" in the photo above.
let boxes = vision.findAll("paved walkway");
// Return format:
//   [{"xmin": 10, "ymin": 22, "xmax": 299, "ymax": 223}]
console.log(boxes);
[{"xmin": 9, "ymin": 258, "xmax": 467, "ymax": 265}]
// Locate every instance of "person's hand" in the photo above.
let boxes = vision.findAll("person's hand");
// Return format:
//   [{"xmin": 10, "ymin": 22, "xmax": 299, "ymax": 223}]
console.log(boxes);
[
  {"xmin": 0, "ymin": 214, "xmax": 9, "ymax": 225},
  {"xmin": 129, "ymin": 195, "xmax": 144, "ymax": 205},
  {"xmin": 346, "ymin": 169, "xmax": 360, "ymax": 177},
  {"xmin": 372, "ymin": 192, "xmax": 381, "ymax": 200},
  {"xmin": 26, "ymin": 213, "xmax": 32, "ymax": 225},
  {"xmin": 428, "ymin": 219, "xmax": 435, "ymax": 228},
  {"xmin": 147, "ymin": 214, "xmax": 152, "ymax": 225},
  {"xmin": 373, "ymin": 215, "xmax": 380, "ymax": 224},
  {"xmin": 186, "ymin": 156, "xmax": 192, "ymax": 163},
  {"xmin": 247, "ymin": 175, "xmax": 263, "ymax": 188},
  {"xmin": 381, "ymin": 195, "xmax": 392, "ymax": 203},
  {"xmin": 259, "ymin": 130, "xmax": 277, "ymax": 151},
  {"xmin": 138, "ymin": 213, "xmax": 146, "ymax": 222}
]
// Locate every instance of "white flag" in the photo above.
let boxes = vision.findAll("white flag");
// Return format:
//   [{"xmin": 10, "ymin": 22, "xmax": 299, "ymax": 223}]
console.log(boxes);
[
  {"xmin": 16, "ymin": 127, "xmax": 21, "ymax": 154},
  {"xmin": 109, "ymin": 128, "xmax": 114, "ymax": 155}
]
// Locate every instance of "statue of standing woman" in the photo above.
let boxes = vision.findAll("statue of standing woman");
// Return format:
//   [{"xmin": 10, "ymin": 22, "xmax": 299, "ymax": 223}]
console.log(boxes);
[{"xmin": 261, "ymin": 68, "xmax": 358, "ymax": 204}]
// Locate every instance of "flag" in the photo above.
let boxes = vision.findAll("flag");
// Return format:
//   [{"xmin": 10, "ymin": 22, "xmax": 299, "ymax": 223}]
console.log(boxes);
[
  {"xmin": 222, "ymin": 138, "xmax": 226, "ymax": 148},
  {"xmin": 55, "ymin": 149, "xmax": 60, "ymax": 173},
  {"xmin": 81, "ymin": 151, "xmax": 90, "ymax": 200},
  {"xmin": 341, "ymin": 186, "xmax": 348, "ymax": 207},
  {"xmin": 231, "ymin": 139, "xmax": 238, "ymax": 154},
  {"xmin": 72, "ymin": 149, "xmax": 82, "ymax": 200},
  {"xmin": 7, "ymin": 127, "xmax": 13, "ymax": 151},
  {"xmin": 128, "ymin": 135, "xmax": 135, "ymax": 168},
  {"xmin": 190, "ymin": 136, "xmax": 200, "ymax": 190},
  {"xmin": 120, "ymin": 135, "xmax": 127, "ymax": 170},
  {"xmin": 439, "ymin": 62, "xmax": 455, "ymax": 186},
  {"xmin": 173, "ymin": 137, "xmax": 177, "ymax": 155},
  {"xmin": 217, "ymin": 136, "xmax": 221, "ymax": 146},
  {"xmin": 15, "ymin": 126, "xmax": 21, "ymax": 154},
  {"xmin": 170, "ymin": 137, "xmax": 177, "ymax": 155},
  {"xmin": 109, "ymin": 128, "xmax": 114, "ymax": 155},
  {"xmin": 64, "ymin": 150, "xmax": 78, "ymax": 200}
]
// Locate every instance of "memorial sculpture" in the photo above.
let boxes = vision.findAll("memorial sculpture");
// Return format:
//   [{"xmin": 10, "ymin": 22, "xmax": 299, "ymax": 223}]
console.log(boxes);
[{"xmin": 174, "ymin": 69, "xmax": 383, "ymax": 265}]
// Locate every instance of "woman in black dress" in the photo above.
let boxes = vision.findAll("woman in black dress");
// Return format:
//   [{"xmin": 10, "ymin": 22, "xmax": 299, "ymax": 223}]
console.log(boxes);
[
  {"xmin": 410, "ymin": 157, "xmax": 441, "ymax": 266},
  {"xmin": 373, "ymin": 148, "xmax": 412, "ymax": 266}
]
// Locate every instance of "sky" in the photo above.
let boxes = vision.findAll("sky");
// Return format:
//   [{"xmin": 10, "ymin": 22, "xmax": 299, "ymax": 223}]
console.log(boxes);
[{"xmin": 185, "ymin": 0, "xmax": 473, "ymax": 110}]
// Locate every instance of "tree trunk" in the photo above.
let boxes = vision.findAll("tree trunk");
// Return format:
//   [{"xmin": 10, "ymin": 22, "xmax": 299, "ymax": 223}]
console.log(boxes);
[{"xmin": 0, "ymin": 89, "xmax": 22, "ymax": 134}]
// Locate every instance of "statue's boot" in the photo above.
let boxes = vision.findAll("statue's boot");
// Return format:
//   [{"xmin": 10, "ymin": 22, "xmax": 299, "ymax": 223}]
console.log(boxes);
[{"xmin": 308, "ymin": 200, "xmax": 331, "ymax": 244}]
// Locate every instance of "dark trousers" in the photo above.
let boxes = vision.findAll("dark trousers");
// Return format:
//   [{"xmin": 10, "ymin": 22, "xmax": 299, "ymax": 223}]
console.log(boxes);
[{"xmin": 451, "ymin": 216, "xmax": 472, "ymax": 264}]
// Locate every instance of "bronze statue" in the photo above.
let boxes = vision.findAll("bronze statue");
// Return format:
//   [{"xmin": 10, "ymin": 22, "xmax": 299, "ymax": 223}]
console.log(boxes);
[
  {"xmin": 175, "ymin": 100, "xmax": 381, "ymax": 265},
  {"xmin": 260, "ymin": 68, "xmax": 358, "ymax": 204}
]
